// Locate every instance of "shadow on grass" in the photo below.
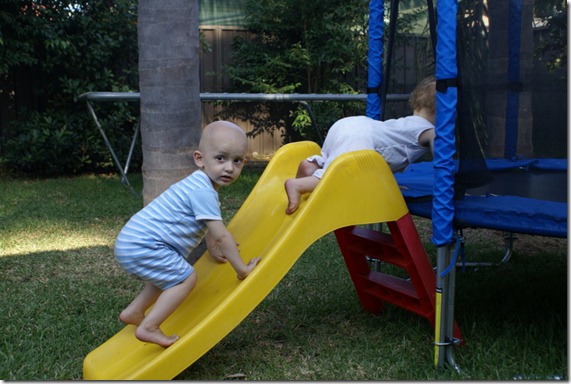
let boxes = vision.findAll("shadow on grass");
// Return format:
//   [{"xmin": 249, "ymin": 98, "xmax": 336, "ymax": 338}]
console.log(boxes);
[
  {"xmin": 0, "ymin": 234, "xmax": 567, "ymax": 380},
  {"xmin": 177, "ymin": 234, "xmax": 568, "ymax": 381},
  {"xmin": 0, "ymin": 246, "xmax": 140, "ymax": 381}
]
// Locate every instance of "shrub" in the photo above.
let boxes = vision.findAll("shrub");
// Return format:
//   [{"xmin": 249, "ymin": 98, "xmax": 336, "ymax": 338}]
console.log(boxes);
[{"xmin": 0, "ymin": 0, "xmax": 140, "ymax": 175}]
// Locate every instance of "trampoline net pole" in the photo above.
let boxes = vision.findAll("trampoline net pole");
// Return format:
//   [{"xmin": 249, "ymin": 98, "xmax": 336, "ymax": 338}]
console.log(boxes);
[{"xmin": 434, "ymin": 245, "xmax": 459, "ymax": 371}]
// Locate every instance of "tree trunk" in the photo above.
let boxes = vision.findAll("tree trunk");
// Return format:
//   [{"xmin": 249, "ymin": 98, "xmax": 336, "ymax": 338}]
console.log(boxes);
[{"xmin": 138, "ymin": 0, "xmax": 201, "ymax": 205}]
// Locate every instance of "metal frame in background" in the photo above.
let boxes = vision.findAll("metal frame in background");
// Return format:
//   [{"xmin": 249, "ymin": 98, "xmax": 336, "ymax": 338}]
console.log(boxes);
[{"xmin": 77, "ymin": 91, "xmax": 409, "ymax": 194}]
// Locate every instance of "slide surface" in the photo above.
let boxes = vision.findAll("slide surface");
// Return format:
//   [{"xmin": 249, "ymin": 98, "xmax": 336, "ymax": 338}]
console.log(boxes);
[{"xmin": 83, "ymin": 141, "xmax": 409, "ymax": 380}]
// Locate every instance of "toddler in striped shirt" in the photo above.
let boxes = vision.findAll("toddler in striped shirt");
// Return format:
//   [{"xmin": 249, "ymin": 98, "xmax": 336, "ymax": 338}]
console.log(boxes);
[{"xmin": 115, "ymin": 121, "xmax": 261, "ymax": 348}]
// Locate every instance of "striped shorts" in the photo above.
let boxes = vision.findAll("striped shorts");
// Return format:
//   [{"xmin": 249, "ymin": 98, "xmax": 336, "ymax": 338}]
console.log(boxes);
[{"xmin": 114, "ymin": 234, "xmax": 194, "ymax": 290}]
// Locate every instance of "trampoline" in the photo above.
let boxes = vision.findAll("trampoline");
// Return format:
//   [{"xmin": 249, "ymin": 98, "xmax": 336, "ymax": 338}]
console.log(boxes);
[
  {"xmin": 366, "ymin": 0, "xmax": 567, "ymax": 370},
  {"xmin": 395, "ymin": 159, "xmax": 567, "ymax": 239}
]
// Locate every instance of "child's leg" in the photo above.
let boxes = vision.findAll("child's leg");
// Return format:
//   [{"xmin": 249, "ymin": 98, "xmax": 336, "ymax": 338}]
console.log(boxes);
[
  {"xmin": 119, "ymin": 283, "xmax": 162, "ymax": 326},
  {"xmin": 284, "ymin": 175, "xmax": 320, "ymax": 215},
  {"xmin": 283, "ymin": 159, "xmax": 321, "ymax": 215},
  {"xmin": 134, "ymin": 272, "xmax": 197, "ymax": 347},
  {"xmin": 119, "ymin": 273, "xmax": 196, "ymax": 348},
  {"xmin": 296, "ymin": 159, "xmax": 320, "ymax": 178}
]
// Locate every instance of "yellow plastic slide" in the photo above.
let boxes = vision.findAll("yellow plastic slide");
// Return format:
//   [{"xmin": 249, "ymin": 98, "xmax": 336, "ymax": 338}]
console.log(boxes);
[{"xmin": 83, "ymin": 141, "xmax": 409, "ymax": 380}]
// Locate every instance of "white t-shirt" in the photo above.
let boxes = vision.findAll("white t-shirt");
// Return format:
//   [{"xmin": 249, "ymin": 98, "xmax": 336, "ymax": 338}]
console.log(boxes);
[{"xmin": 309, "ymin": 115, "xmax": 434, "ymax": 178}]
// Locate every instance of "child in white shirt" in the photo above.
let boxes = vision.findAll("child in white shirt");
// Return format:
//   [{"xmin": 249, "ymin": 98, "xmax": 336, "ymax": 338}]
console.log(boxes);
[{"xmin": 284, "ymin": 76, "xmax": 436, "ymax": 214}]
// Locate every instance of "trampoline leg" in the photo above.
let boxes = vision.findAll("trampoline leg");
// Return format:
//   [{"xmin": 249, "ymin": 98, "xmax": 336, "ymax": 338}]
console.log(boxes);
[
  {"xmin": 501, "ymin": 232, "xmax": 516, "ymax": 264},
  {"xmin": 456, "ymin": 230, "xmax": 516, "ymax": 268},
  {"xmin": 434, "ymin": 245, "xmax": 461, "ymax": 372},
  {"xmin": 85, "ymin": 100, "xmax": 140, "ymax": 196}
]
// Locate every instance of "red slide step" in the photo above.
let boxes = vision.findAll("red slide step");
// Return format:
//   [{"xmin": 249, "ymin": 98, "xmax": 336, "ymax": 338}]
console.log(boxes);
[{"xmin": 334, "ymin": 213, "xmax": 462, "ymax": 340}]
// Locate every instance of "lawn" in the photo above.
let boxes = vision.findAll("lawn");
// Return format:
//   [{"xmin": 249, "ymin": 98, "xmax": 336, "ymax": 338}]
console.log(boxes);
[{"xmin": 0, "ymin": 168, "xmax": 567, "ymax": 380}]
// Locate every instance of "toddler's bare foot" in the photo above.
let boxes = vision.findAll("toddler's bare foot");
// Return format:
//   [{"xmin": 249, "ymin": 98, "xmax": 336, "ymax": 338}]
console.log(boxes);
[
  {"xmin": 135, "ymin": 325, "xmax": 179, "ymax": 348},
  {"xmin": 119, "ymin": 308, "xmax": 145, "ymax": 327},
  {"xmin": 284, "ymin": 179, "xmax": 301, "ymax": 215}
]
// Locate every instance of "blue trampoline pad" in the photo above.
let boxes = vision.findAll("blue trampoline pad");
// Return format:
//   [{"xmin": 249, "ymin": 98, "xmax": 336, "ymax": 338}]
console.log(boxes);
[{"xmin": 394, "ymin": 159, "xmax": 567, "ymax": 238}]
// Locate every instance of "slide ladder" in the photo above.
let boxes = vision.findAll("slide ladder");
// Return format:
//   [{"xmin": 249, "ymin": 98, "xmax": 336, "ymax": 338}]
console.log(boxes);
[{"xmin": 335, "ymin": 217, "xmax": 462, "ymax": 340}]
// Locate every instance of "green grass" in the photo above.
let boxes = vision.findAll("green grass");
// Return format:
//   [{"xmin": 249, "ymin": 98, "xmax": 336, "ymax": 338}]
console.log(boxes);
[{"xmin": 0, "ymin": 169, "xmax": 567, "ymax": 380}]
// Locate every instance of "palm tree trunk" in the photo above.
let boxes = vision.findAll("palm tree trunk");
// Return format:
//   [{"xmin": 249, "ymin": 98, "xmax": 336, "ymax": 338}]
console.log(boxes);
[{"xmin": 138, "ymin": 0, "xmax": 201, "ymax": 204}]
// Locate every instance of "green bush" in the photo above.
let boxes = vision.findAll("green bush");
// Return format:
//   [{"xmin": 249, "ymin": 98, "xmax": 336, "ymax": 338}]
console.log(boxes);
[
  {"xmin": 4, "ymin": 112, "xmax": 78, "ymax": 174},
  {"xmin": 220, "ymin": 0, "xmax": 370, "ymax": 143},
  {"xmin": 0, "ymin": 0, "xmax": 140, "ymax": 175},
  {"xmin": 3, "ymin": 103, "xmax": 140, "ymax": 176}
]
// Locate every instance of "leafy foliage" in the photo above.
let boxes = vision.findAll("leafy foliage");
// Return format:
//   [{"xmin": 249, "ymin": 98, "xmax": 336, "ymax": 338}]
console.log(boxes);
[
  {"xmin": 533, "ymin": 0, "xmax": 567, "ymax": 73},
  {"xmin": 0, "ymin": 0, "xmax": 140, "ymax": 175},
  {"xmin": 0, "ymin": 0, "xmax": 566, "ymax": 173},
  {"xmin": 221, "ymin": 0, "xmax": 370, "ymax": 142}
]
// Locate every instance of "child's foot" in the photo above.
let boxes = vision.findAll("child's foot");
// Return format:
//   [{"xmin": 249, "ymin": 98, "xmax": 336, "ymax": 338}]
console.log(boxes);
[
  {"xmin": 119, "ymin": 308, "xmax": 145, "ymax": 327},
  {"xmin": 135, "ymin": 325, "xmax": 179, "ymax": 348},
  {"xmin": 284, "ymin": 179, "xmax": 301, "ymax": 215}
]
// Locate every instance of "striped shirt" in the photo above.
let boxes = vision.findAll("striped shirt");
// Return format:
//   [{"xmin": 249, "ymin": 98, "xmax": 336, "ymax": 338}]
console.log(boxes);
[{"xmin": 114, "ymin": 170, "xmax": 221, "ymax": 288}]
